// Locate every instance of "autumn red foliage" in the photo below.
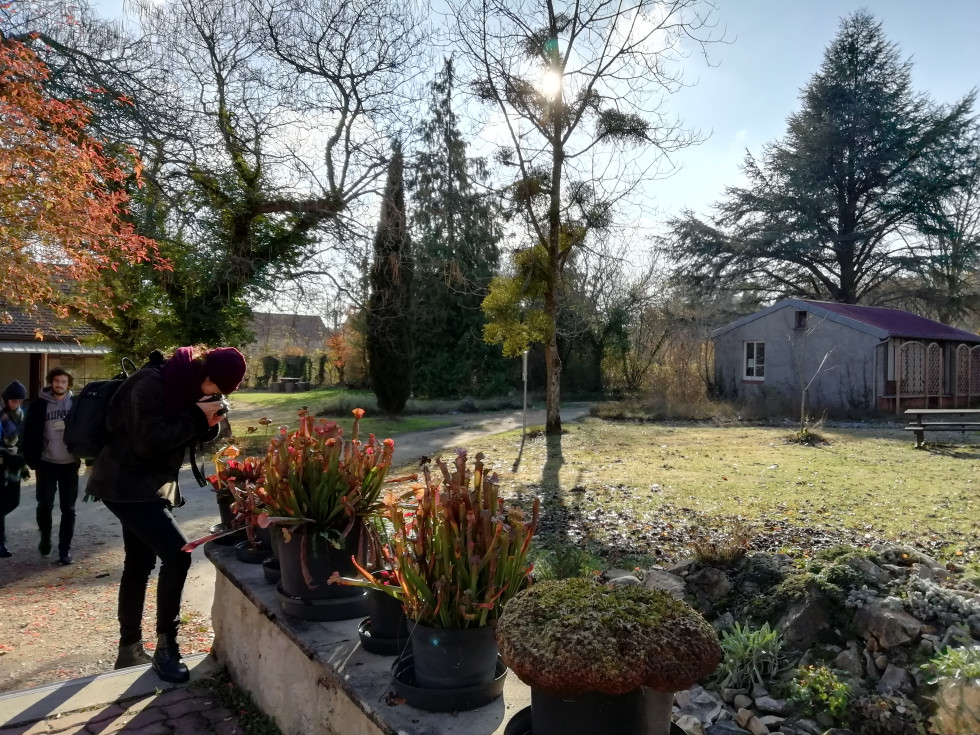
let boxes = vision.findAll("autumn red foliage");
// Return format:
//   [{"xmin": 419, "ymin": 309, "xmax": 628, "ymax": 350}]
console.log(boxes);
[{"xmin": 0, "ymin": 38, "xmax": 164, "ymax": 322}]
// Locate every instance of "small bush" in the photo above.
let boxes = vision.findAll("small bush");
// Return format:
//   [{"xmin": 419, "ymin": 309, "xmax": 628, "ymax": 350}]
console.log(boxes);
[
  {"xmin": 712, "ymin": 622, "xmax": 788, "ymax": 690},
  {"xmin": 690, "ymin": 519, "xmax": 753, "ymax": 568},
  {"xmin": 784, "ymin": 665, "xmax": 852, "ymax": 719},
  {"xmin": 924, "ymin": 646, "xmax": 980, "ymax": 682},
  {"xmin": 847, "ymin": 693, "xmax": 927, "ymax": 735}
]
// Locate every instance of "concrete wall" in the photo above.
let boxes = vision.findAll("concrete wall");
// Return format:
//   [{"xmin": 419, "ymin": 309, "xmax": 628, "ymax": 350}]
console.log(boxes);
[{"xmin": 714, "ymin": 305, "xmax": 879, "ymax": 412}]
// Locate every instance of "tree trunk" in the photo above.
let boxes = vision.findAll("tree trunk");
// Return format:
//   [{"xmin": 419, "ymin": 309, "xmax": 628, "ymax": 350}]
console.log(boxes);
[{"xmin": 544, "ymin": 289, "xmax": 562, "ymax": 435}]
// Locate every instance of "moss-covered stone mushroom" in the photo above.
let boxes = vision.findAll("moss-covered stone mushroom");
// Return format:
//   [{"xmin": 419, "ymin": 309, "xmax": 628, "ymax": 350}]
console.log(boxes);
[{"xmin": 496, "ymin": 578, "xmax": 722, "ymax": 735}]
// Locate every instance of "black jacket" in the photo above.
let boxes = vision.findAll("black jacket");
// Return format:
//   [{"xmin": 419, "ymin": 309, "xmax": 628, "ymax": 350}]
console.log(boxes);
[
  {"xmin": 22, "ymin": 388, "xmax": 76, "ymax": 470},
  {"xmin": 85, "ymin": 364, "xmax": 215, "ymax": 506}
]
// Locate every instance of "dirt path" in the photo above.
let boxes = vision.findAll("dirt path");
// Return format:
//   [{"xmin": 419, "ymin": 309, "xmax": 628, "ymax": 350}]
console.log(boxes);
[{"xmin": 0, "ymin": 405, "xmax": 588, "ymax": 693}]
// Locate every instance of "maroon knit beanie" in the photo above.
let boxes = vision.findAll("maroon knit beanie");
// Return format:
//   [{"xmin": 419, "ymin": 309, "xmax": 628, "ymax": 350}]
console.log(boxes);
[{"xmin": 204, "ymin": 347, "xmax": 247, "ymax": 395}]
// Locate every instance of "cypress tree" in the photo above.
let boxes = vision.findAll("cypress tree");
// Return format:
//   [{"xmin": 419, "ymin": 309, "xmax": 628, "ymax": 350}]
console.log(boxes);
[{"xmin": 367, "ymin": 146, "xmax": 413, "ymax": 415}]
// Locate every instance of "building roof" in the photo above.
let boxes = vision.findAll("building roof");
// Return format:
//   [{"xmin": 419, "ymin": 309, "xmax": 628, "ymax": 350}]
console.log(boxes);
[
  {"xmin": 712, "ymin": 299, "xmax": 980, "ymax": 344},
  {"xmin": 0, "ymin": 341, "xmax": 110, "ymax": 355},
  {"xmin": 0, "ymin": 302, "xmax": 100, "ymax": 342},
  {"xmin": 249, "ymin": 312, "xmax": 330, "ymax": 347}
]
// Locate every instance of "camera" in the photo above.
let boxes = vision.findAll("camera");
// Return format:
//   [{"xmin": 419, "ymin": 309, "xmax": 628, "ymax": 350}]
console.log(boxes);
[{"xmin": 201, "ymin": 393, "xmax": 230, "ymax": 416}]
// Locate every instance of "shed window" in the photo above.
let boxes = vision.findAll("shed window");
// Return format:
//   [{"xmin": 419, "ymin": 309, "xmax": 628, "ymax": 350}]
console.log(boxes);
[
  {"xmin": 795, "ymin": 310, "xmax": 808, "ymax": 330},
  {"xmin": 744, "ymin": 341, "xmax": 765, "ymax": 380}
]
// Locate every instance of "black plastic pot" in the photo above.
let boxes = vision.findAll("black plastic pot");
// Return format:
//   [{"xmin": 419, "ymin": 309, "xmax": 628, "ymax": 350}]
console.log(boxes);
[
  {"xmin": 503, "ymin": 704, "xmax": 687, "ymax": 735},
  {"xmin": 530, "ymin": 689, "xmax": 647, "ymax": 735},
  {"xmin": 366, "ymin": 587, "xmax": 408, "ymax": 640},
  {"xmin": 235, "ymin": 540, "xmax": 269, "ymax": 564},
  {"xmin": 262, "ymin": 556, "xmax": 280, "ymax": 584},
  {"xmin": 275, "ymin": 525, "xmax": 365, "ymax": 620},
  {"xmin": 391, "ymin": 653, "xmax": 507, "ymax": 712},
  {"xmin": 408, "ymin": 623, "xmax": 498, "ymax": 689}
]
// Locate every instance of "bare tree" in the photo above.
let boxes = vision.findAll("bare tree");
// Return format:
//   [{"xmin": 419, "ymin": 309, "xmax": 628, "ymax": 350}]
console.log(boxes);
[{"xmin": 448, "ymin": 0, "xmax": 719, "ymax": 435}]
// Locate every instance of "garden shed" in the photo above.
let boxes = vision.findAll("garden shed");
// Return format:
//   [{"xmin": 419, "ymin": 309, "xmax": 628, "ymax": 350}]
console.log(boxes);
[
  {"xmin": 712, "ymin": 299, "xmax": 980, "ymax": 414},
  {"xmin": 0, "ymin": 303, "xmax": 111, "ymax": 398}
]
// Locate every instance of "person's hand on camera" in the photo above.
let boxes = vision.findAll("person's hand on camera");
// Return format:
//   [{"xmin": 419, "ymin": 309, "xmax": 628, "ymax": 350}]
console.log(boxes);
[{"xmin": 196, "ymin": 397, "xmax": 227, "ymax": 427}]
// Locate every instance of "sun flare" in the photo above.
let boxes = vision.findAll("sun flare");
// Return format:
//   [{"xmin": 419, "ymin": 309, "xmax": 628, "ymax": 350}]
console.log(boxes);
[{"xmin": 538, "ymin": 70, "xmax": 563, "ymax": 98}]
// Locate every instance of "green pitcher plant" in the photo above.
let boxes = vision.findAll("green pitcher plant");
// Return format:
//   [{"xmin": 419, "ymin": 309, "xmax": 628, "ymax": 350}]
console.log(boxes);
[
  {"xmin": 256, "ymin": 408, "xmax": 395, "ymax": 544},
  {"xmin": 334, "ymin": 449, "xmax": 540, "ymax": 629},
  {"xmin": 183, "ymin": 408, "xmax": 396, "ymax": 552}
]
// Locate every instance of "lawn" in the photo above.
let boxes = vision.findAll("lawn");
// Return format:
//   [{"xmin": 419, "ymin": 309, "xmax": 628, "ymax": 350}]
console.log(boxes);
[
  {"xmin": 465, "ymin": 418, "xmax": 980, "ymax": 565},
  {"xmin": 226, "ymin": 387, "xmax": 454, "ymax": 453}
]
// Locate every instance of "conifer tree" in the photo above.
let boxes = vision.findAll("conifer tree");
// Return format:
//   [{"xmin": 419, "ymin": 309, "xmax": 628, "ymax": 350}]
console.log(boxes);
[
  {"xmin": 367, "ymin": 147, "xmax": 413, "ymax": 415},
  {"xmin": 410, "ymin": 59, "xmax": 506, "ymax": 398}
]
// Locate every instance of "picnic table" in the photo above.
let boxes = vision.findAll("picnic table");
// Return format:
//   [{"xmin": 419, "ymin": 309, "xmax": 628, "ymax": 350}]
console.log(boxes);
[{"xmin": 903, "ymin": 408, "xmax": 980, "ymax": 448}]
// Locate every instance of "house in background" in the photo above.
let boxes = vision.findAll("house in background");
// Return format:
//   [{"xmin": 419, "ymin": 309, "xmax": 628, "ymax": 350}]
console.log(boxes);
[
  {"xmin": 0, "ymin": 304, "xmax": 111, "ymax": 398},
  {"xmin": 712, "ymin": 299, "xmax": 980, "ymax": 414},
  {"xmin": 248, "ymin": 312, "xmax": 331, "ymax": 356}
]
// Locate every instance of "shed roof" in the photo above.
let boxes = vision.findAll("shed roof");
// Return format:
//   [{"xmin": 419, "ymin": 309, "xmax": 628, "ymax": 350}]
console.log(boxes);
[
  {"xmin": 0, "ymin": 302, "xmax": 100, "ymax": 341},
  {"xmin": 712, "ymin": 299, "xmax": 980, "ymax": 344}
]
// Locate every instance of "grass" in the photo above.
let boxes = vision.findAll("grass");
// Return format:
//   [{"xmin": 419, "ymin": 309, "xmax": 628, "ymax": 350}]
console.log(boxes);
[
  {"xmin": 464, "ymin": 418, "xmax": 980, "ymax": 562},
  {"xmin": 226, "ymin": 387, "xmax": 455, "ymax": 454}
]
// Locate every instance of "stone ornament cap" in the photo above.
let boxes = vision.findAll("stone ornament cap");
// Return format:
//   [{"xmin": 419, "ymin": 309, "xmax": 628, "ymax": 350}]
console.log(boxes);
[{"xmin": 495, "ymin": 577, "xmax": 722, "ymax": 697}]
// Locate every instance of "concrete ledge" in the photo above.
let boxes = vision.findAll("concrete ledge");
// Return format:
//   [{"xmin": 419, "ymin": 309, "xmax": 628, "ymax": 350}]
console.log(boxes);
[{"xmin": 206, "ymin": 543, "xmax": 530, "ymax": 735}]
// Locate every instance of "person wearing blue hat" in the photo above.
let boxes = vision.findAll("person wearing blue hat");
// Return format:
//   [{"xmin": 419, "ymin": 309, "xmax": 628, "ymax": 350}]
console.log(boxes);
[{"xmin": 0, "ymin": 380, "xmax": 29, "ymax": 558}]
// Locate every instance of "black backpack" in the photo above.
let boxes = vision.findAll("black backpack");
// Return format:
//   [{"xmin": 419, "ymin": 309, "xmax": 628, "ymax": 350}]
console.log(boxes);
[{"xmin": 64, "ymin": 357, "xmax": 136, "ymax": 461}]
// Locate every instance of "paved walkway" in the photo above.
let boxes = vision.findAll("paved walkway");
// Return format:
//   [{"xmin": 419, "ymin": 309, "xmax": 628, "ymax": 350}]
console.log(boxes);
[{"xmin": 0, "ymin": 655, "xmax": 241, "ymax": 734}]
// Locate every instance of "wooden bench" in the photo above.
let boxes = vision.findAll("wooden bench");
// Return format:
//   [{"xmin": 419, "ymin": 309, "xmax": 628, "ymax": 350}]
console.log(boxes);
[{"xmin": 903, "ymin": 409, "xmax": 980, "ymax": 447}]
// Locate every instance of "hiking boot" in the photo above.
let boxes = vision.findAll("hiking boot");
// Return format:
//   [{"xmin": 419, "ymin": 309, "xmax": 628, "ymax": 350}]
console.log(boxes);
[
  {"xmin": 38, "ymin": 537, "xmax": 51, "ymax": 556},
  {"xmin": 114, "ymin": 642, "xmax": 152, "ymax": 669},
  {"xmin": 58, "ymin": 551, "xmax": 73, "ymax": 565},
  {"xmin": 0, "ymin": 544, "xmax": 11, "ymax": 558},
  {"xmin": 152, "ymin": 634, "xmax": 189, "ymax": 683}
]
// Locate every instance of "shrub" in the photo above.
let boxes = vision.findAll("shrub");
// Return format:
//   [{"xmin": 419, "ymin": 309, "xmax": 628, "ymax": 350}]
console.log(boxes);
[
  {"xmin": 924, "ymin": 646, "xmax": 980, "ymax": 682},
  {"xmin": 847, "ymin": 694, "xmax": 927, "ymax": 735},
  {"xmin": 690, "ymin": 519, "xmax": 753, "ymax": 568},
  {"xmin": 784, "ymin": 665, "xmax": 852, "ymax": 719},
  {"xmin": 712, "ymin": 622, "xmax": 788, "ymax": 690}
]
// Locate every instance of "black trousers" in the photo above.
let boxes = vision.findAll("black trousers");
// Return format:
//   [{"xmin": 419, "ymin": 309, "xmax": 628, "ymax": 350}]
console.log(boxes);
[
  {"xmin": 35, "ymin": 460, "xmax": 80, "ymax": 555},
  {"xmin": 0, "ymin": 478, "xmax": 20, "ymax": 544},
  {"xmin": 103, "ymin": 500, "xmax": 192, "ymax": 644}
]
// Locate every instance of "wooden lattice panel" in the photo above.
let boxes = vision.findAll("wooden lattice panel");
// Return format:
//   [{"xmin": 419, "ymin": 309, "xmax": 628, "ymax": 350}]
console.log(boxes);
[
  {"xmin": 926, "ymin": 343, "xmax": 942, "ymax": 397},
  {"xmin": 899, "ymin": 341, "xmax": 925, "ymax": 396}
]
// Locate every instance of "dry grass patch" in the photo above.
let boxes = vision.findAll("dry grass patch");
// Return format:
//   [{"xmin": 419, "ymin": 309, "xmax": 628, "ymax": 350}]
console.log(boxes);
[{"xmin": 466, "ymin": 418, "xmax": 980, "ymax": 562}]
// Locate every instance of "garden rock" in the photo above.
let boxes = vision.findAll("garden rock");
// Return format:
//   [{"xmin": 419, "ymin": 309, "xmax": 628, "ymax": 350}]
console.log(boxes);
[
  {"xmin": 706, "ymin": 721, "xmax": 751, "ymax": 735},
  {"xmin": 607, "ymin": 574, "xmax": 641, "ymax": 587},
  {"xmin": 911, "ymin": 562, "xmax": 952, "ymax": 583},
  {"xmin": 713, "ymin": 612, "xmax": 736, "ymax": 632},
  {"xmin": 643, "ymin": 568, "xmax": 687, "ymax": 599},
  {"xmin": 853, "ymin": 601, "xmax": 922, "ymax": 649},
  {"xmin": 675, "ymin": 685, "xmax": 723, "ymax": 725},
  {"xmin": 688, "ymin": 567, "xmax": 733, "ymax": 611},
  {"xmin": 721, "ymin": 687, "xmax": 748, "ymax": 704},
  {"xmin": 675, "ymin": 714, "xmax": 707, "ymax": 735},
  {"xmin": 668, "ymin": 558, "xmax": 698, "ymax": 576},
  {"xmin": 754, "ymin": 696, "xmax": 790, "ymax": 715},
  {"xmin": 758, "ymin": 715, "xmax": 785, "ymax": 728},
  {"xmin": 842, "ymin": 554, "xmax": 892, "ymax": 585},
  {"xmin": 831, "ymin": 647, "xmax": 864, "ymax": 677},
  {"xmin": 863, "ymin": 650, "xmax": 880, "ymax": 680},
  {"xmin": 777, "ymin": 595, "xmax": 832, "ymax": 649},
  {"xmin": 876, "ymin": 663, "xmax": 909, "ymax": 695},
  {"xmin": 733, "ymin": 694, "xmax": 753, "ymax": 709}
]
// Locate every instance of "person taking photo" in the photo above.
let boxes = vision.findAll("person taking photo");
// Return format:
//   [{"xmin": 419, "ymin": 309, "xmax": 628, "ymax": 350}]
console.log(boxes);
[
  {"xmin": 85, "ymin": 346, "xmax": 246, "ymax": 683},
  {"xmin": 0, "ymin": 380, "xmax": 29, "ymax": 558}
]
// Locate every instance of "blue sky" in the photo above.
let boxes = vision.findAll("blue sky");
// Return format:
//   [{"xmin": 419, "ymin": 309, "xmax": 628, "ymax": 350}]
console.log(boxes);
[
  {"xmin": 663, "ymin": 0, "xmax": 980, "ymax": 219},
  {"xmin": 93, "ymin": 0, "xmax": 980, "ymax": 223}
]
